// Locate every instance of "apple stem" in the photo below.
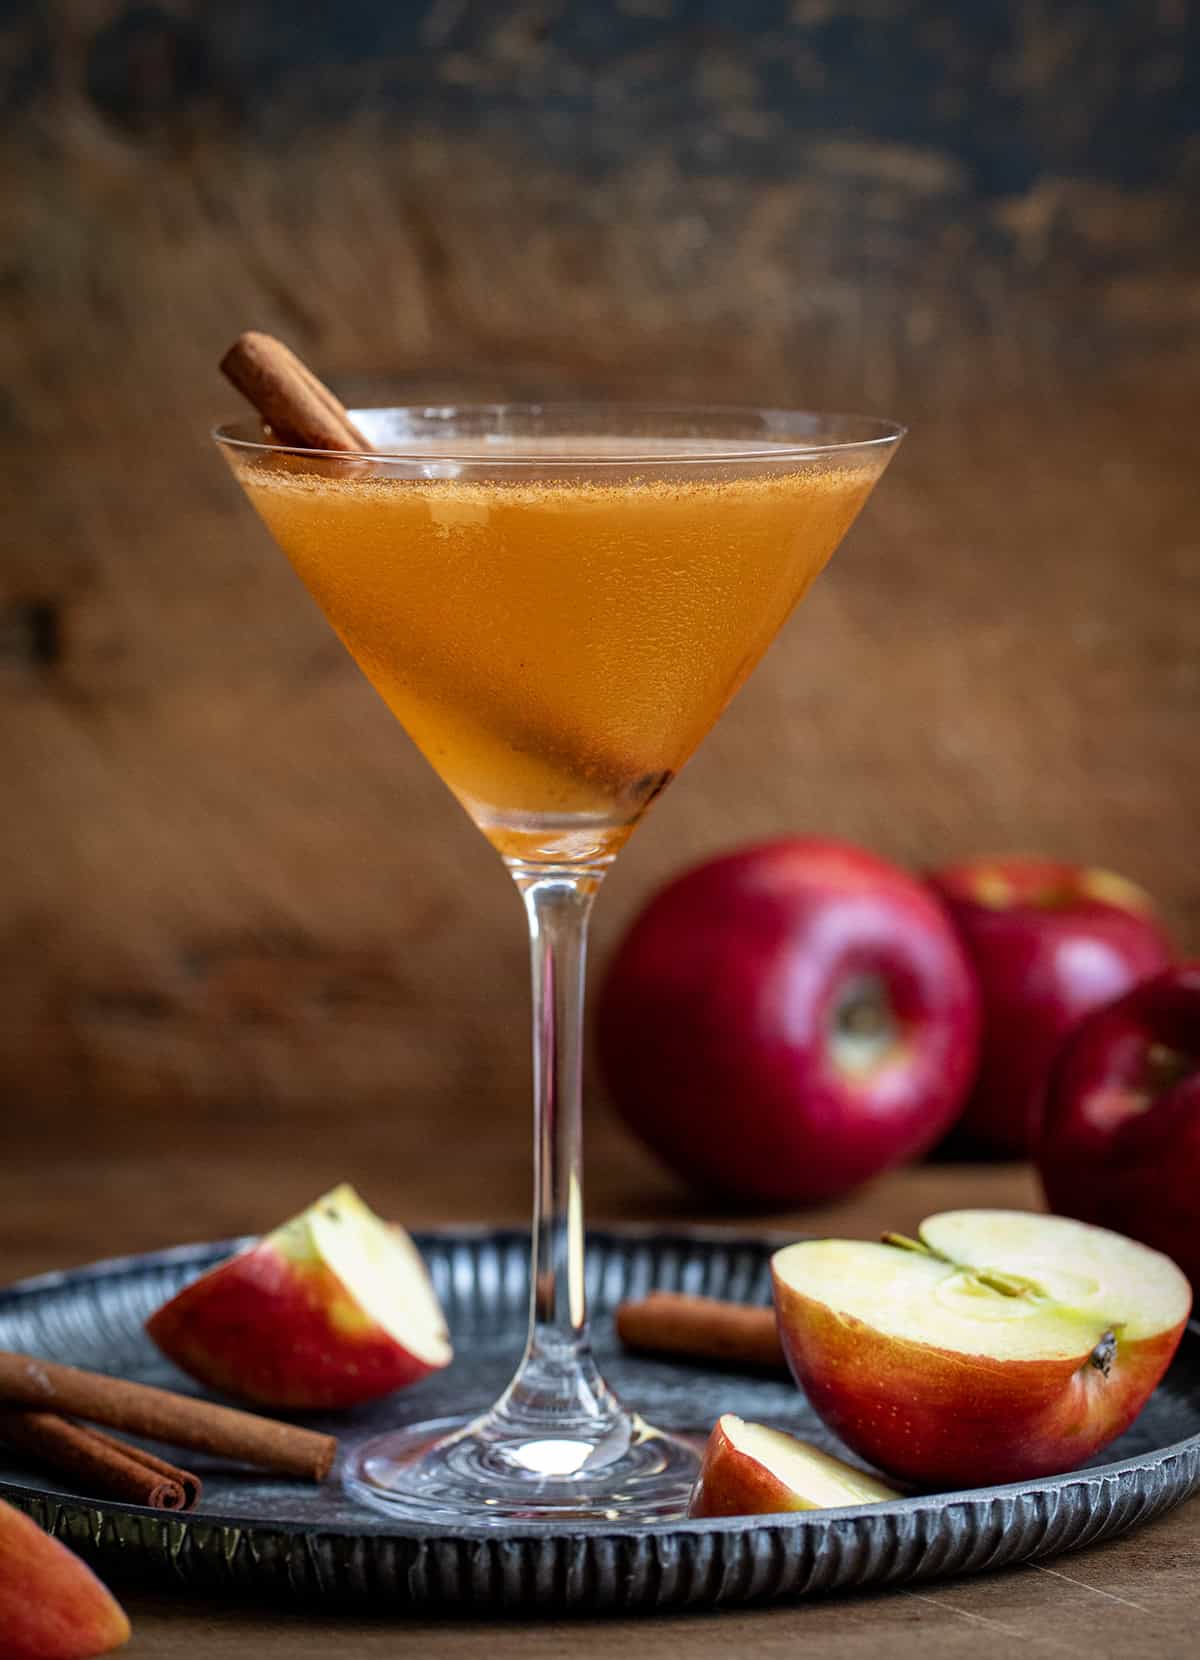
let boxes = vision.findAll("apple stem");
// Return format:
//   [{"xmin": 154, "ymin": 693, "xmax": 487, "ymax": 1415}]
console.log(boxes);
[
  {"xmin": 831, "ymin": 976, "xmax": 900, "ymax": 1075},
  {"xmin": 973, "ymin": 1270, "xmax": 1038, "ymax": 1300},
  {"xmin": 881, "ymin": 1232, "xmax": 936, "ymax": 1257},
  {"xmin": 881, "ymin": 1236, "xmax": 1047, "ymax": 1301},
  {"xmin": 881, "ymin": 1232, "xmax": 957, "ymax": 1265},
  {"xmin": 1146, "ymin": 1043, "xmax": 1194, "ymax": 1096}
]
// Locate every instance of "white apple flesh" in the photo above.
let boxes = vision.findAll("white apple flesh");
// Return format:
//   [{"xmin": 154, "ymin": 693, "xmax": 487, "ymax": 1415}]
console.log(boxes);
[
  {"xmin": 772, "ymin": 1210, "xmax": 1191, "ymax": 1489},
  {"xmin": 688, "ymin": 1413, "xmax": 901, "ymax": 1517}
]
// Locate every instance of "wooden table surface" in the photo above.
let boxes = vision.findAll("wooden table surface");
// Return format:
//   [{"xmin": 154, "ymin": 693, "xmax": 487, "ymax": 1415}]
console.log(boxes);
[{"xmin": 3, "ymin": 1114, "xmax": 1197, "ymax": 1658}]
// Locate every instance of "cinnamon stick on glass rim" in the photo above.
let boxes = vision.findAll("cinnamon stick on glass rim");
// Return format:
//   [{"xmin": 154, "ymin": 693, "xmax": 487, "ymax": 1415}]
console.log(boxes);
[
  {"xmin": 0, "ymin": 1410, "xmax": 201, "ymax": 1511},
  {"xmin": 220, "ymin": 331, "xmax": 373, "ymax": 452},
  {"xmin": 0, "ymin": 1351, "xmax": 336, "ymax": 1482},
  {"xmin": 615, "ymin": 1292, "xmax": 786, "ymax": 1371}
]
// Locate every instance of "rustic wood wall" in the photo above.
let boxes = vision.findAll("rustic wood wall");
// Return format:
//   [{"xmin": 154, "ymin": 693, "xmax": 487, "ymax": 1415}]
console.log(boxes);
[{"xmin": 2, "ymin": 2, "xmax": 1196, "ymax": 1215}]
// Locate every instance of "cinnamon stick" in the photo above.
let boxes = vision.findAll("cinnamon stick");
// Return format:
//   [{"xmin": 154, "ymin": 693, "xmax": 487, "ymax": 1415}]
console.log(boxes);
[
  {"xmin": 220, "ymin": 330, "xmax": 373, "ymax": 453},
  {"xmin": 615, "ymin": 1292, "xmax": 786, "ymax": 1371},
  {"xmin": 82, "ymin": 1425, "xmax": 203, "ymax": 1509},
  {"xmin": 0, "ymin": 1352, "xmax": 336, "ymax": 1482},
  {"xmin": 0, "ymin": 1410, "xmax": 200, "ymax": 1510}
]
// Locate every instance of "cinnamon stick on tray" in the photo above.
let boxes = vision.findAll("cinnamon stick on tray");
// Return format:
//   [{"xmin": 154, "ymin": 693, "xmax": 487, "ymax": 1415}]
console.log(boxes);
[
  {"xmin": 0, "ymin": 1352, "xmax": 336, "ymax": 1482},
  {"xmin": 615, "ymin": 1292, "xmax": 787, "ymax": 1371},
  {"xmin": 0, "ymin": 1410, "xmax": 201, "ymax": 1511}
]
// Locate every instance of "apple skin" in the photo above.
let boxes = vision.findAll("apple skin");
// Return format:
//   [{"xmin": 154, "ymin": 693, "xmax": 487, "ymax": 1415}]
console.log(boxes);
[
  {"xmin": 927, "ymin": 856, "xmax": 1172, "ymax": 1157},
  {"xmin": 0, "ymin": 1497, "xmax": 130, "ymax": 1659},
  {"xmin": 772, "ymin": 1266, "xmax": 1186, "ymax": 1491},
  {"xmin": 146, "ymin": 1186, "xmax": 450, "ymax": 1410},
  {"xmin": 598, "ymin": 838, "xmax": 981, "ymax": 1205},
  {"xmin": 1039, "ymin": 965, "xmax": 1200, "ymax": 1286}
]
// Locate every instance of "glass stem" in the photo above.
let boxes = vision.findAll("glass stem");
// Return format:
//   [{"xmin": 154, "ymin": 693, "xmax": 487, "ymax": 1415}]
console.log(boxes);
[{"xmin": 491, "ymin": 863, "xmax": 629, "ymax": 1462}]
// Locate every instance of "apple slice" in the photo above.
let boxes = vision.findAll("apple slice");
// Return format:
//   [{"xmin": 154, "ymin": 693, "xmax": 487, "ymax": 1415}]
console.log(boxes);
[
  {"xmin": 0, "ymin": 1497, "xmax": 130, "ymax": 1658},
  {"xmin": 688, "ymin": 1413, "xmax": 901, "ymax": 1518},
  {"xmin": 772, "ymin": 1209, "xmax": 1191, "ymax": 1489},
  {"xmin": 146, "ymin": 1183, "xmax": 451, "ymax": 1409}
]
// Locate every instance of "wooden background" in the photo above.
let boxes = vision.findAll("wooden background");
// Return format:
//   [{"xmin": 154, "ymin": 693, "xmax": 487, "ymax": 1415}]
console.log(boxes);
[{"xmin": 1, "ymin": 2, "xmax": 1197, "ymax": 1236}]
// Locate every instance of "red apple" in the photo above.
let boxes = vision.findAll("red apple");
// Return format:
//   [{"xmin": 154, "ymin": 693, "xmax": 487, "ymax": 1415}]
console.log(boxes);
[
  {"xmin": 598, "ymin": 838, "xmax": 981, "ymax": 1204},
  {"xmin": 146, "ymin": 1183, "xmax": 451, "ymax": 1409},
  {"xmin": 927, "ymin": 856, "xmax": 1172, "ymax": 1157},
  {"xmin": 0, "ymin": 1498, "xmax": 130, "ymax": 1659},
  {"xmin": 772, "ymin": 1209, "xmax": 1190, "ymax": 1490},
  {"xmin": 688, "ymin": 1413, "xmax": 900, "ymax": 1518},
  {"xmin": 1039, "ymin": 964, "xmax": 1200, "ymax": 1285}
]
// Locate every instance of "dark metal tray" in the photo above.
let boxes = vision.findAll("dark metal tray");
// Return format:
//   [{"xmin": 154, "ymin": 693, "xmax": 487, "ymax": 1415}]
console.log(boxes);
[{"xmin": 1, "ymin": 1227, "xmax": 1198, "ymax": 1612}]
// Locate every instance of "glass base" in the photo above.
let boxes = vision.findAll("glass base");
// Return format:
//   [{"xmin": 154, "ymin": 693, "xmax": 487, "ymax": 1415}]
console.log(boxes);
[{"xmin": 345, "ymin": 1411, "xmax": 704, "ymax": 1526}]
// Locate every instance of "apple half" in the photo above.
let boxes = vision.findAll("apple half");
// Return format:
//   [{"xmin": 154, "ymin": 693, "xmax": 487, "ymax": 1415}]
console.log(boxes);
[
  {"xmin": 146, "ymin": 1184, "xmax": 452, "ymax": 1410},
  {"xmin": 772, "ymin": 1210, "xmax": 1191, "ymax": 1489},
  {"xmin": 0, "ymin": 1496, "xmax": 130, "ymax": 1659},
  {"xmin": 688, "ymin": 1413, "xmax": 901, "ymax": 1518}
]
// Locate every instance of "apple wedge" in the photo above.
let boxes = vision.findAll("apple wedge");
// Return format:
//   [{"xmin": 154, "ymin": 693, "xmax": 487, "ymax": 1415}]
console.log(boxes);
[
  {"xmin": 688, "ymin": 1413, "xmax": 901, "ymax": 1517},
  {"xmin": 0, "ymin": 1497, "xmax": 130, "ymax": 1659},
  {"xmin": 772, "ymin": 1210, "xmax": 1191, "ymax": 1489},
  {"xmin": 146, "ymin": 1183, "xmax": 451, "ymax": 1409}
]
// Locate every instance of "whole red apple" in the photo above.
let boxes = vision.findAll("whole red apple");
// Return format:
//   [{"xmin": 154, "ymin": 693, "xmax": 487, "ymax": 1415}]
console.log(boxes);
[
  {"xmin": 1039, "ymin": 964, "xmax": 1200, "ymax": 1285},
  {"xmin": 927, "ymin": 856, "xmax": 1172, "ymax": 1157},
  {"xmin": 597, "ymin": 838, "xmax": 981, "ymax": 1205}
]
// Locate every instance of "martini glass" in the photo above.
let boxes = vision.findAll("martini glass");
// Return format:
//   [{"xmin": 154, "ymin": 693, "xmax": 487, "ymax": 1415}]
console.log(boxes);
[{"xmin": 215, "ymin": 404, "xmax": 902, "ymax": 1526}]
